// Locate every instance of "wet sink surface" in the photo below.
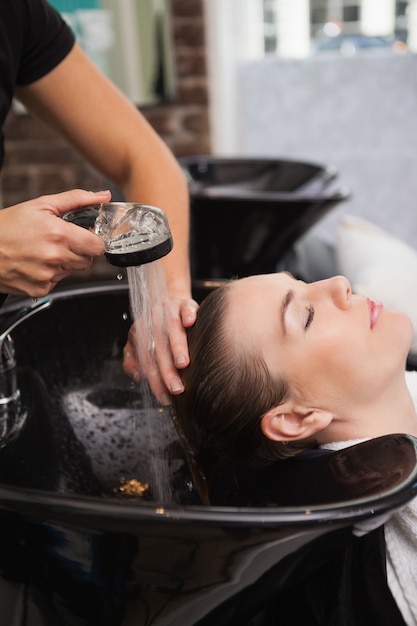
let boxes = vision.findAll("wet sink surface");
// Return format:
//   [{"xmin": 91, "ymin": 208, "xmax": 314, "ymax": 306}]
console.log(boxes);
[{"xmin": 0, "ymin": 283, "xmax": 189, "ymax": 504}]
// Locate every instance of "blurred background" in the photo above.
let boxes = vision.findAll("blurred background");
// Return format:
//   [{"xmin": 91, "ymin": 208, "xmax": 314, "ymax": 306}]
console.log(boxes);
[{"xmin": 2, "ymin": 0, "xmax": 417, "ymax": 281}]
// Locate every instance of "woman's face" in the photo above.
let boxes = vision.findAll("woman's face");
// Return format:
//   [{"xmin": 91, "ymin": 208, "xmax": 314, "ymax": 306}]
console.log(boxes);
[{"xmin": 226, "ymin": 273, "xmax": 412, "ymax": 413}]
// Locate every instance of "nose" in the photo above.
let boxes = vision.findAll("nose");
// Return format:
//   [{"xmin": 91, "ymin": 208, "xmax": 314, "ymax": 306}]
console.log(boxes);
[{"xmin": 317, "ymin": 276, "xmax": 352, "ymax": 310}]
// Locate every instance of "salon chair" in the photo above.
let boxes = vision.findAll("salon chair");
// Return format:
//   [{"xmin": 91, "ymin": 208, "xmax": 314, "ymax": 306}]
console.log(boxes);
[
  {"xmin": 205, "ymin": 434, "xmax": 417, "ymax": 626},
  {"xmin": 0, "ymin": 282, "xmax": 416, "ymax": 625}
]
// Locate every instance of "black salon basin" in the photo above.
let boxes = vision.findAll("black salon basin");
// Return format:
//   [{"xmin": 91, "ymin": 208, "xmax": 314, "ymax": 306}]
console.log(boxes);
[
  {"xmin": 180, "ymin": 156, "xmax": 350, "ymax": 279},
  {"xmin": 0, "ymin": 281, "xmax": 415, "ymax": 625}
]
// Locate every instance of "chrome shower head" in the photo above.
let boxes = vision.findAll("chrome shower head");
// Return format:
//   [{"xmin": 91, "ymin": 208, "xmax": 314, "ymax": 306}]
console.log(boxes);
[{"xmin": 64, "ymin": 202, "xmax": 173, "ymax": 267}]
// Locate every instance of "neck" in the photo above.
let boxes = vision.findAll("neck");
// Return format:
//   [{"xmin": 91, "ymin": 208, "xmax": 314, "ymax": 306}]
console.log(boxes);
[{"xmin": 318, "ymin": 371, "xmax": 417, "ymax": 445}]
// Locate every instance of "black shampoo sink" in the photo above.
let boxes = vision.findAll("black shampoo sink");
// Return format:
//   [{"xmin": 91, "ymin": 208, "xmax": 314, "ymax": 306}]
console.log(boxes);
[
  {"xmin": 0, "ymin": 281, "xmax": 415, "ymax": 625},
  {"xmin": 180, "ymin": 156, "xmax": 350, "ymax": 279}
]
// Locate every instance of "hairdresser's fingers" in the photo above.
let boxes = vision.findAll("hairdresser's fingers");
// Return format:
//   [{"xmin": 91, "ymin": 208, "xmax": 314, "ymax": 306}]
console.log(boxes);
[
  {"xmin": 160, "ymin": 297, "xmax": 198, "ymax": 375},
  {"xmin": 149, "ymin": 297, "xmax": 198, "ymax": 396},
  {"xmin": 122, "ymin": 295, "xmax": 198, "ymax": 403},
  {"xmin": 170, "ymin": 298, "xmax": 199, "ymax": 371},
  {"xmin": 180, "ymin": 298, "xmax": 199, "ymax": 328},
  {"xmin": 122, "ymin": 336, "xmax": 142, "ymax": 384},
  {"xmin": 152, "ymin": 328, "xmax": 184, "ymax": 402},
  {"xmin": 64, "ymin": 222, "xmax": 105, "ymax": 258},
  {"xmin": 122, "ymin": 322, "xmax": 171, "ymax": 405},
  {"xmin": 42, "ymin": 188, "xmax": 112, "ymax": 218},
  {"xmin": 143, "ymin": 355, "xmax": 171, "ymax": 406}
]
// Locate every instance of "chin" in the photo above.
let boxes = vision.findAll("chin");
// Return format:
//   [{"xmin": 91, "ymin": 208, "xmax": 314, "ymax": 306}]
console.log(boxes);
[
  {"xmin": 382, "ymin": 310, "xmax": 413, "ymax": 363},
  {"xmin": 397, "ymin": 311, "xmax": 414, "ymax": 359}
]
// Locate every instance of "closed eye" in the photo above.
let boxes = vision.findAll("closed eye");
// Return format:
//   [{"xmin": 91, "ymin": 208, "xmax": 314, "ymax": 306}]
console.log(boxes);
[{"xmin": 305, "ymin": 304, "xmax": 315, "ymax": 329}]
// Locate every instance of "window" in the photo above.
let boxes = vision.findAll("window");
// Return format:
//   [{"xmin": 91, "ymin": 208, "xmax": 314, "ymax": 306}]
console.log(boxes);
[
  {"xmin": 257, "ymin": 1, "xmax": 411, "ymax": 54},
  {"xmin": 396, "ymin": 1, "xmax": 408, "ymax": 16},
  {"xmin": 343, "ymin": 5, "xmax": 360, "ymax": 23},
  {"xmin": 49, "ymin": 0, "xmax": 176, "ymax": 105},
  {"xmin": 205, "ymin": 0, "xmax": 412, "ymax": 153}
]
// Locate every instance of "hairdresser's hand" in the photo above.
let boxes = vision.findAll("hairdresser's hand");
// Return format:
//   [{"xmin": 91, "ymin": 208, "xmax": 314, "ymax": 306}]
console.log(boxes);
[
  {"xmin": 123, "ymin": 294, "xmax": 198, "ymax": 405},
  {"xmin": 0, "ymin": 189, "xmax": 111, "ymax": 297}
]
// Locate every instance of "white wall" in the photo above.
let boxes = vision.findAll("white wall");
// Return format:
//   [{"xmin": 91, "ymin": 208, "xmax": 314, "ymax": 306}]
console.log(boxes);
[{"xmin": 236, "ymin": 52, "xmax": 417, "ymax": 247}]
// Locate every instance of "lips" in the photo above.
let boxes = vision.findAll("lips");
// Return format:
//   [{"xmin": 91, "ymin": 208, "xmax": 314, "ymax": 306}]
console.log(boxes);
[{"xmin": 368, "ymin": 298, "xmax": 383, "ymax": 329}]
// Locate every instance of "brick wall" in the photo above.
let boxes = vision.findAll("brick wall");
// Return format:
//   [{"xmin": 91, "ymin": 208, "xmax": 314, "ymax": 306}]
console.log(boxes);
[{"xmin": 0, "ymin": 0, "xmax": 211, "ymax": 208}]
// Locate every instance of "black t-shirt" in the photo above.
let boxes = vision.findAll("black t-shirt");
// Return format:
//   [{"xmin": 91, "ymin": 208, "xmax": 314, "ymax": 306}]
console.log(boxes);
[{"xmin": 0, "ymin": 0, "xmax": 75, "ymax": 166}]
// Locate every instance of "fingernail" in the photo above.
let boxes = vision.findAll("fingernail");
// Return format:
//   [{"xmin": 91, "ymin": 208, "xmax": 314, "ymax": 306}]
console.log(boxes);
[
  {"xmin": 184, "ymin": 308, "xmax": 197, "ymax": 322},
  {"xmin": 175, "ymin": 353, "xmax": 187, "ymax": 367},
  {"xmin": 95, "ymin": 189, "xmax": 111, "ymax": 194},
  {"xmin": 169, "ymin": 378, "xmax": 184, "ymax": 394}
]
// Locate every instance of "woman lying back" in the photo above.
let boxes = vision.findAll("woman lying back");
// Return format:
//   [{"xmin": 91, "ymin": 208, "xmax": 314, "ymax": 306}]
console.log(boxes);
[
  {"xmin": 173, "ymin": 272, "xmax": 417, "ymax": 626},
  {"xmin": 173, "ymin": 272, "xmax": 417, "ymax": 470}
]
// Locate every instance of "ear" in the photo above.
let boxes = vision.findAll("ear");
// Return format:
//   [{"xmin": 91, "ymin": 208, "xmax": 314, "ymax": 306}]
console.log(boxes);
[{"xmin": 260, "ymin": 401, "xmax": 333, "ymax": 443}]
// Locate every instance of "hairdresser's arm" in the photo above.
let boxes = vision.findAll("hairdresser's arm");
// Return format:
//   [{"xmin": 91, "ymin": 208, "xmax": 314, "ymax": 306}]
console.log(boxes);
[
  {"xmin": 15, "ymin": 43, "xmax": 198, "ymax": 396},
  {"xmin": 0, "ymin": 189, "xmax": 110, "ymax": 297}
]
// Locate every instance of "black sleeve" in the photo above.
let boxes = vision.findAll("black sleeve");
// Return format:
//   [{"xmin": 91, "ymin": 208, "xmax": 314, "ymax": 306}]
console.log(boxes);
[{"xmin": 16, "ymin": 0, "xmax": 75, "ymax": 85}]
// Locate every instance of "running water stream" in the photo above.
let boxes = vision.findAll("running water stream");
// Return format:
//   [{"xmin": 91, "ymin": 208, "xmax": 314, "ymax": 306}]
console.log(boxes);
[
  {"xmin": 63, "ymin": 203, "xmax": 183, "ymax": 503},
  {"xmin": 126, "ymin": 261, "xmax": 179, "ymax": 504}
]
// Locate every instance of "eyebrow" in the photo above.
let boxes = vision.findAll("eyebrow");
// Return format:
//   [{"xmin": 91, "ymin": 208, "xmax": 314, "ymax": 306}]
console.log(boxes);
[{"xmin": 281, "ymin": 289, "xmax": 294, "ymax": 336}]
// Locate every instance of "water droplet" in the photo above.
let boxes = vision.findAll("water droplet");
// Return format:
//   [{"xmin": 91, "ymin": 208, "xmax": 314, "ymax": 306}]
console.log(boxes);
[{"xmin": 117, "ymin": 273, "xmax": 123, "ymax": 281}]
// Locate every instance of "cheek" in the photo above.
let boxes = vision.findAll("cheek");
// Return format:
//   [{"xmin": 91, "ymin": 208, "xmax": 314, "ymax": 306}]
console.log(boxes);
[
  {"xmin": 308, "ymin": 328, "xmax": 349, "ymax": 363},
  {"xmin": 295, "ymin": 332, "xmax": 358, "ymax": 385},
  {"xmin": 315, "ymin": 317, "xmax": 408, "ymax": 389}
]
